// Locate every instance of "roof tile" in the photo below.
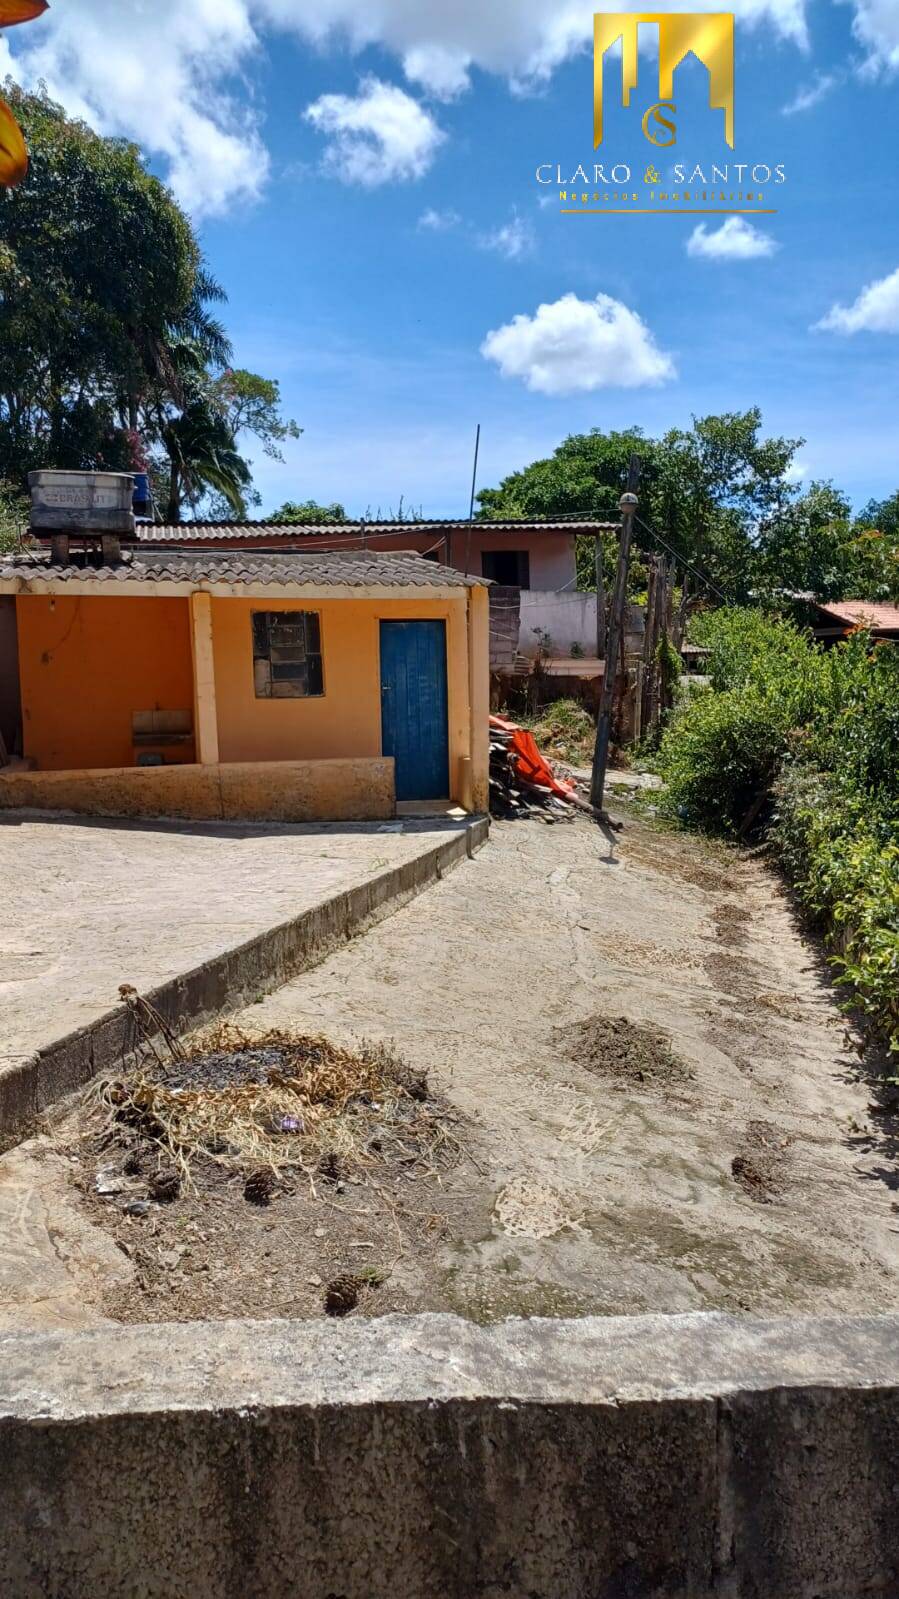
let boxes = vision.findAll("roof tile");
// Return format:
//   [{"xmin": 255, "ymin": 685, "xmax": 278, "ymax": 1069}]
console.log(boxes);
[
  {"xmin": 817, "ymin": 600, "xmax": 899, "ymax": 631},
  {"xmin": 134, "ymin": 517, "xmax": 619, "ymax": 543},
  {"xmin": 0, "ymin": 549, "xmax": 487, "ymax": 590}
]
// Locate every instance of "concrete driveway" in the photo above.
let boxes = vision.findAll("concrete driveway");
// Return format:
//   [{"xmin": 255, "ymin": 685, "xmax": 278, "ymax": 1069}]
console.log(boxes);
[{"xmin": 0, "ymin": 811, "xmax": 474, "ymax": 1066}]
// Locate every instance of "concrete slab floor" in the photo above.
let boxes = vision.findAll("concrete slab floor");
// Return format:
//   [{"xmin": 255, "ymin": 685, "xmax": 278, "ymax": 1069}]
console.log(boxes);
[
  {"xmin": 233, "ymin": 812, "xmax": 899, "ymax": 1321},
  {"xmin": 3, "ymin": 809, "xmax": 898, "ymax": 1333},
  {"xmin": 0, "ymin": 811, "xmax": 472, "ymax": 1065}
]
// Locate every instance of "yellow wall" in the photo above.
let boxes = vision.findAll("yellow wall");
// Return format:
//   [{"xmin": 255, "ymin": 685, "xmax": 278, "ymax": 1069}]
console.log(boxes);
[
  {"xmin": 210, "ymin": 595, "xmax": 472, "ymax": 801},
  {"xmin": 16, "ymin": 594, "xmax": 193, "ymax": 771},
  {"xmin": 12, "ymin": 589, "xmax": 484, "ymax": 810},
  {"xmin": 0, "ymin": 757, "xmax": 395, "ymax": 823}
]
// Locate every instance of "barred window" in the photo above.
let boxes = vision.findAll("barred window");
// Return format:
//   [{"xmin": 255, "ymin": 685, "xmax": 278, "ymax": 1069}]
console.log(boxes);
[{"xmin": 252, "ymin": 611, "xmax": 324, "ymax": 699}]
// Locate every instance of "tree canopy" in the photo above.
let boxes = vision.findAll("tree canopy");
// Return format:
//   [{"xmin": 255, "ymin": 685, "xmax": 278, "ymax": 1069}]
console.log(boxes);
[
  {"xmin": 269, "ymin": 500, "xmax": 347, "ymax": 525},
  {"xmin": 0, "ymin": 86, "xmax": 298, "ymax": 521},
  {"xmin": 476, "ymin": 411, "xmax": 899, "ymax": 604}
]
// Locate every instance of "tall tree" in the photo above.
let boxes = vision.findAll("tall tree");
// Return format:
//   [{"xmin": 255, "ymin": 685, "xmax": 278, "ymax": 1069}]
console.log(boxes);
[
  {"xmin": 477, "ymin": 410, "xmax": 803, "ymax": 601},
  {"xmin": 754, "ymin": 481, "xmax": 854, "ymax": 600},
  {"xmin": 0, "ymin": 85, "xmax": 199, "ymax": 477},
  {"xmin": 0, "ymin": 86, "xmax": 298, "ymax": 520}
]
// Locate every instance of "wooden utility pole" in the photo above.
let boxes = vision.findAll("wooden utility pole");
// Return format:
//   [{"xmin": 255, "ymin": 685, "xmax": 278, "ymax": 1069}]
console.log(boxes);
[
  {"xmin": 463, "ymin": 422, "xmax": 480, "ymax": 577},
  {"xmin": 594, "ymin": 530, "xmax": 607, "ymax": 660},
  {"xmin": 590, "ymin": 455, "xmax": 640, "ymax": 811},
  {"xmin": 672, "ymin": 571, "xmax": 690, "ymax": 650},
  {"xmin": 640, "ymin": 554, "xmax": 659, "ymax": 731}
]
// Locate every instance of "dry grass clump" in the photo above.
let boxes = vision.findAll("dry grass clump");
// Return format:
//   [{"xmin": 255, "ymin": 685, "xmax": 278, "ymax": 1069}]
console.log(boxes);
[
  {"xmin": 89, "ymin": 1023, "xmax": 459, "ymax": 1192},
  {"xmin": 526, "ymin": 699, "xmax": 595, "ymax": 767}
]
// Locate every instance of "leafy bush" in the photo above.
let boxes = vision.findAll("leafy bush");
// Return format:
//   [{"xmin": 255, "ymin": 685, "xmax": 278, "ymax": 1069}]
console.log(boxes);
[
  {"xmin": 658, "ymin": 608, "xmax": 899, "ymax": 1053},
  {"xmin": 525, "ymin": 699, "xmax": 595, "ymax": 766},
  {"xmin": 658, "ymin": 684, "xmax": 793, "ymax": 832},
  {"xmin": 658, "ymin": 609, "xmax": 820, "ymax": 832},
  {"xmin": 773, "ymin": 766, "xmax": 899, "ymax": 1052},
  {"xmin": 0, "ymin": 477, "xmax": 28, "ymax": 552}
]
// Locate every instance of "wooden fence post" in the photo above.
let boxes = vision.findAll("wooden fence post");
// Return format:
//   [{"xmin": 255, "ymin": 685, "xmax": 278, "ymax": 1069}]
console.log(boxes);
[{"xmin": 590, "ymin": 455, "xmax": 640, "ymax": 810}]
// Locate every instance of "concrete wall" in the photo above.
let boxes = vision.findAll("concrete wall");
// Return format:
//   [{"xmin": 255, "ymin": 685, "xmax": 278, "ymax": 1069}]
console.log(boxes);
[
  {"xmin": 0, "ymin": 1310, "xmax": 897, "ymax": 1598},
  {"xmin": 520, "ymin": 590, "xmax": 598, "ymax": 657},
  {"xmin": 520, "ymin": 595, "xmax": 646, "ymax": 661},
  {"xmin": 16, "ymin": 593, "xmax": 194, "ymax": 769},
  {"xmin": 0, "ymin": 757, "xmax": 395, "ymax": 823},
  {"xmin": 446, "ymin": 526, "xmax": 576, "ymax": 588},
  {"xmin": 210, "ymin": 594, "xmax": 473, "ymax": 804}
]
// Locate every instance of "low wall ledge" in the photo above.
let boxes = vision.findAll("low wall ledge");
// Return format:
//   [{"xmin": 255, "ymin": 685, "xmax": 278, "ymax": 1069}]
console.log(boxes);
[{"xmin": 3, "ymin": 1310, "xmax": 899, "ymax": 1417}]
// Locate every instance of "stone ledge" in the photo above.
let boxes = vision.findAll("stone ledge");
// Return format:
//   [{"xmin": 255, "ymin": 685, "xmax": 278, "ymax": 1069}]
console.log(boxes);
[
  {"xmin": 0, "ymin": 756, "xmax": 396, "ymax": 824},
  {"xmin": 0, "ymin": 1311, "xmax": 897, "ymax": 1598}
]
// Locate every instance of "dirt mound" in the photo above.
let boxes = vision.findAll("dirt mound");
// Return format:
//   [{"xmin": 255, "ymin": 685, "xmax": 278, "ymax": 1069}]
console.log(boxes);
[
  {"xmin": 731, "ymin": 1119, "xmax": 791, "ymax": 1202},
  {"xmin": 556, "ymin": 1014, "xmax": 693, "ymax": 1088},
  {"xmin": 53, "ymin": 1025, "xmax": 476, "ymax": 1326},
  {"xmin": 92, "ymin": 1025, "xmax": 451, "ymax": 1186},
  {"xmin": 713, "ymin": 903, "xmax": 751, "ymax": 946}
]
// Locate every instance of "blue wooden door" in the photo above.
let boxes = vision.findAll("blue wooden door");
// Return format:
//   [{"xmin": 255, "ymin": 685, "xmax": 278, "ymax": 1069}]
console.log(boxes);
[{"xmin": 380, "ymin": 620, "xmax": 450, "ymax": 801}]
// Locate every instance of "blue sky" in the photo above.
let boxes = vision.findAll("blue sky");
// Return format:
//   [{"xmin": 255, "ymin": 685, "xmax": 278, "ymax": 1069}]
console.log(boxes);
[{"xmin": 5, "ymin": 0, "xmax": 899, "ymax": 517}]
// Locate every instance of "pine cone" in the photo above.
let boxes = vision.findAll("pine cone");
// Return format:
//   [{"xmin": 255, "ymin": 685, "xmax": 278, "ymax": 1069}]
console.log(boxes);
[
  {"xmin": 244, "ymin": 1166, "xmax": 275, "ymax": 1206},
  {"xmin": 324, "ymin": 1274, "xmax": 361, "ymax": 1317},
  {"xmin": 149, "ymin": 1168, "xmax": 180, "ymax": 1204}
]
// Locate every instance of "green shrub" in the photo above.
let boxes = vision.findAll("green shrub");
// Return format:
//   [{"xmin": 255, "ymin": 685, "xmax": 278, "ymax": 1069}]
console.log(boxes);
[
  {"xmin": 773, "ymin": 765, "xmax": 899, "ymax": 1053},
  {"xmin": 658, "ymin": 685, "xmax": 792, "ymax": 832},
  {"xmin": 660, "ymin": 608, "xmax": 899, "ymax": 1052}
]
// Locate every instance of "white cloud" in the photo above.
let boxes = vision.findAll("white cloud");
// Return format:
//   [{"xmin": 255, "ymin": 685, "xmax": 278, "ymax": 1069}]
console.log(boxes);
[
  {"xmin": 0, "ymin": 0, "xmax": 268, "ymax": 218},
  {"xmin": 785, "ymin": 459, "xmax": 808, "ymax": 484},
  {"xmin": 478, "ymin": 214, "xmax": 535, "ymax": 261},
  {"xmin": 481, "ymin": 292, "xmax": 675, "ymax": 395},
  {"xmin": 304, "ymin": 77, "xmax": 443, "ymax": 186},
  {"xmin": 686, "ymin": 217, "xmax": 778, "ymax": 260},
  {"xmin": 418, "ymin": 206, "xmax": 461, "ymax": 231},
  {"xmin": 851, "ymin": 0, "xmax": 899, "ymax": 73},
  {"xmin": 402, "ymin": 44, "xmax": 472, "ymax": 99},
  {"xmin": 263, "ymin": 0, "xmax": 809, "ymax": 98},
  {"xmin": 815, "ymin": 266, "xmax": 899, "ymax": 334},
  {"xmin": 2, "ymin": 0, "xmax": 814, "ymax": 215},
  {"xmin": 782, "ymin": 69, "xmax": 839, "ymax": 113}
]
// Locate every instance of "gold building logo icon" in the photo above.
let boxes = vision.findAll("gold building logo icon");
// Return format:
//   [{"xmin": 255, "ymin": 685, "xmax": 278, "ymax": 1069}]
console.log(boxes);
[{"xmin": 594, "ymin": 12, "xmax": 735, "ymax": 149}]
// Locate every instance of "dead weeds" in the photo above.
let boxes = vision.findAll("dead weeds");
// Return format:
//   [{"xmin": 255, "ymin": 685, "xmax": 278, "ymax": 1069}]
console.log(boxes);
[
  {"xmin": 55, "ymin": 1023, "xmax": 477, "ymax": 1324},
  {"xmin": 87, "ymin": 1023, "xmax": 460, "ymax": 1194}
]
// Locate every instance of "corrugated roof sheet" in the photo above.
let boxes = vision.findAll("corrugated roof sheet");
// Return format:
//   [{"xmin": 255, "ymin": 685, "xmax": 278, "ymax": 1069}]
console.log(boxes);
[
  {"xmin": 135, "ymin": 518, "xmax": 619, "ymax": 543},
  {"xmin": 816, "ymin": 599, "xmax": 899, "ymax": 631},
  {"xmin": 0, "ymin": 549, "xmax": 487, "ymax": 589}
]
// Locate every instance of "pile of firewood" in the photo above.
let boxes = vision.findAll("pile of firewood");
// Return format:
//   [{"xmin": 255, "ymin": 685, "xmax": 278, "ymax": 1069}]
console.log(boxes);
[{"xmin": 488, "ymin": 726, "xmax": 576, "ymax": 822}]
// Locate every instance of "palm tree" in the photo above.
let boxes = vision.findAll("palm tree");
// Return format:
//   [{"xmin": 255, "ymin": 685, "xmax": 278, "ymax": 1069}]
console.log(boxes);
[{"xmin": 162, "ymin": 398, "xmax": 252, "ymax": 524}]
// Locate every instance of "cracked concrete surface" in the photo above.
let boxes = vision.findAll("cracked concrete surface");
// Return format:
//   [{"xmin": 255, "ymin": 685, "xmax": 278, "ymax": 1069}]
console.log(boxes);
[
  {"xmin": 235, "ymin": 811, "xmax": 899, "ymax": 1320},
  {"xmin": 2, "ymin": 809, "xmax": 898, "ymax": 1329},
  {"xmin": 0, "ymin": 811, "xmax": 465, "ymax": 1063}
]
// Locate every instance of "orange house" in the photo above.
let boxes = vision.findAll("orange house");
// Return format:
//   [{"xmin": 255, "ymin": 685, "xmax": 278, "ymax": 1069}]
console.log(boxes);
[{"xmin": 0, "ymin": 550, "xmax": 490, "ymax": 823}]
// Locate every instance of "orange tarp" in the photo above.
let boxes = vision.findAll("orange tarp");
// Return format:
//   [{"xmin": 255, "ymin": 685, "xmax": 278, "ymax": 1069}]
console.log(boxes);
[{"xmin": 489, "ymin": 715, "xmax": 578, "ymax": 802}]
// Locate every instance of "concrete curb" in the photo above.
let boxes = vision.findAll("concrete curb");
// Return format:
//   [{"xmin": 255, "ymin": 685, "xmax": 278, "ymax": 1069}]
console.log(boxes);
[
  {"xmin": 1, "ymin": 1309, "xmax": 897, "ymax": 1597},
  {"xmin": 0, "ymin": 815, "xmax": 488, "ymax": 1144}
]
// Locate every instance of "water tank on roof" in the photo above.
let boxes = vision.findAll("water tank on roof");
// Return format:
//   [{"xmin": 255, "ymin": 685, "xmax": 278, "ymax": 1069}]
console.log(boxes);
[
  {"xmin": 132, "ymin": 472, "xmax": 152, "ymax": 516},
  {"xmin": 28, "ymin": 470, "xmax": 136, "ymax": 536}
]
